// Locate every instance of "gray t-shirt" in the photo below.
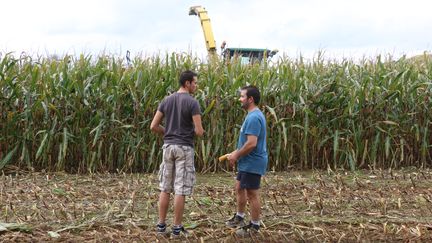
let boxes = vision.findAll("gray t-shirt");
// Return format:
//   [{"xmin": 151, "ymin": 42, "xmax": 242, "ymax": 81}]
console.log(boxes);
[{"xmin": 158, "ymin": 92, "xmax": 201, "ymax": 147}]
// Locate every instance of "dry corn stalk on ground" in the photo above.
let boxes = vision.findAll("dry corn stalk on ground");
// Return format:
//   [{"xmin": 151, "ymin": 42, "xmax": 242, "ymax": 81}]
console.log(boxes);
[{"xmin": 1, "ymin": 168, "xmax": 432, "ymax": 242}]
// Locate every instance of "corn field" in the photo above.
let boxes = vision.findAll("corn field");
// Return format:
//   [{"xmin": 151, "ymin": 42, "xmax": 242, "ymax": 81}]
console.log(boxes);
[{"xmin": 0, "ymin": 52, "xmax": 431, "ymax": 173}]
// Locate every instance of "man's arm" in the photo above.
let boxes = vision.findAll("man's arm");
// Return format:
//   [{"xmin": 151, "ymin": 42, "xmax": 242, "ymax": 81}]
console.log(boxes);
[
  {"xmin": 228, "ymin": 135, "xmax": 257, "ymax": 167},
  {"xmin": 192, "ymin": 114, "xmax": 204, "ymax": 137},
  {"xmin": 150, "ymin": 110, "xmax": 165, "ymax": 135}
]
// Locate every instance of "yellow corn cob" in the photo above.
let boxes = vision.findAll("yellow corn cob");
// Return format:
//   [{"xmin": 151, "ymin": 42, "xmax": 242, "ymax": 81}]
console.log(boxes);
[{"xmin": 218, "ymin": 154, "xmax": 230, "ymax": 162}]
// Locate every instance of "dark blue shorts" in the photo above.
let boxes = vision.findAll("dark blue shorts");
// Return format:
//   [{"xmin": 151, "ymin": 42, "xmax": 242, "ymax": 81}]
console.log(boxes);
[{"xmin": 236, "ymin": 171, "xmax": 261, "ymax": 189}]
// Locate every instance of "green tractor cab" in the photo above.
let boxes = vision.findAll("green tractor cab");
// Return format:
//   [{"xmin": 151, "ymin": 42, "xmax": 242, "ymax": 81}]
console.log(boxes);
[
  {"xmin": 189, "ymin": 6, "xmax": 278, "ymax": 64},
  {"xmin": 222, "ymin": 47, "xmax": 278, "ymax": 64}
]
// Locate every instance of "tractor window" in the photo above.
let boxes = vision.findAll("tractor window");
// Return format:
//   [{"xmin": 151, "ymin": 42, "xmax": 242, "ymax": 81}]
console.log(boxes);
[{"xmin": 241, "ymin": 57, "xmax": 251, "ymax": 65}]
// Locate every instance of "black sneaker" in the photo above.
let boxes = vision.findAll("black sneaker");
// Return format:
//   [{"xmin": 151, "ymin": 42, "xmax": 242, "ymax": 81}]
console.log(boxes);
[
  {"xmin": 172, "ymin": 225, "xmax": 189, "ymax": 238},
  {"xmin": 225, "ymin": 214, "xmax": 246, "ymax": 228},
  {"xmin": 156, "ymin": 223, "xmax": 168, "ymax": 235},
  {"xmin": 236, "ymin": 222, "xmax": 260, "ymax": 237}
]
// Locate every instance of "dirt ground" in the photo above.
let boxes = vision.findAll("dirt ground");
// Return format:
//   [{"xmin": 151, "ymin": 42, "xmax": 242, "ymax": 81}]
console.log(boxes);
[{"xmin": 1, "ymin": 168, "xmax": 432, "ymax": 242}]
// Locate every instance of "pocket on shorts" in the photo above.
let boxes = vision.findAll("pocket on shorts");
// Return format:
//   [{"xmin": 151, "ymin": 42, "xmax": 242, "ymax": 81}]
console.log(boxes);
[
  {"xmin": 181, "ymin": 146, "xmax": 195, "ymax": 187},
  {"xmin": 158, "ymin": 163, "xmax": 165, "ymax": 182},
  {"xmin": 180, "ymin": 145, "xmax": 194, "ymax": 160},
  {"xmin": 184, "ymin": 164, "xmax": 196, "ymax": 188}
]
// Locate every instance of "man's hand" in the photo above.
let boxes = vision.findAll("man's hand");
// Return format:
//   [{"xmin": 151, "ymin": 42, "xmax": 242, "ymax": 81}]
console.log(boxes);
[
  {"xmin": 192, "ymin": 114, "xmax": 204, "ymax": 137},
  {"xmin": 150, "ymin": 111, "xmax": 165, "ymax": 135},
  {"xmin": 227, "ymin": 150, "xmax": 239, "ymax": 168}
]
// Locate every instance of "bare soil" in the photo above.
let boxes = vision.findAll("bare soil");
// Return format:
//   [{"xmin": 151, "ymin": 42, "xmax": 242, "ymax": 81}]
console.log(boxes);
[{"xmin": 1, "ymin": 168, "xmax": 432, "ymax": 242}]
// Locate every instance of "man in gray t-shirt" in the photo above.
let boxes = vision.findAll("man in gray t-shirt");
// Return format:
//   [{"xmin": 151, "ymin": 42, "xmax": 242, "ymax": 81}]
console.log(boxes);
[
  {"xmin": 158, "ymin": 92, "xmax": 201, "ymax": 147},
  {"xmin": 150, "ymin": 70, "xmax": 204, "ymax": 237}
]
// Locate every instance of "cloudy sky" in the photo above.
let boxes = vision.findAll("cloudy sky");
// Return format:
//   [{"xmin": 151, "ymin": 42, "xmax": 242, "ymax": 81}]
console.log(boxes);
[{"xmin": 1, "ymin": 0, "xmax": 431, "ymax": 60}]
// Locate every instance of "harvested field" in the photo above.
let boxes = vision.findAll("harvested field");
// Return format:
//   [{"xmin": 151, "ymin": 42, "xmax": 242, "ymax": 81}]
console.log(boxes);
[{"xmin": 1, "ymin": 168, "xmax": 432, "ymax": 242}]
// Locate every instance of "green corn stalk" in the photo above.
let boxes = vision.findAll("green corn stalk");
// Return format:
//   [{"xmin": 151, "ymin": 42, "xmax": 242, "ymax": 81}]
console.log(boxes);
[{"xmin": 1, "ymin": 52, "xmax": 431, "ymax": 172}]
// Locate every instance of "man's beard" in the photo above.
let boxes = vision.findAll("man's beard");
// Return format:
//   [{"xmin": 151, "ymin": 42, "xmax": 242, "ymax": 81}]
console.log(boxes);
[{"xmin": 241, "ymin": 101, "xmax": 250, "ymax": 110}]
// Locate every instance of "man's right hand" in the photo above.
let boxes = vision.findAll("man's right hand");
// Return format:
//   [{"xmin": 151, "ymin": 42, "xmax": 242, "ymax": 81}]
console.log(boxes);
[{"xmin": 227, "ymin": 150, "xmax": 239, "ymax": 168}]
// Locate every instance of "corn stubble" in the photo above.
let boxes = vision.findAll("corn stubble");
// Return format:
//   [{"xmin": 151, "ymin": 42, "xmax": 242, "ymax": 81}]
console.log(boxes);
[{"xmin": 0, "ymin": 170, "xmax": 432, "ymax": 241}]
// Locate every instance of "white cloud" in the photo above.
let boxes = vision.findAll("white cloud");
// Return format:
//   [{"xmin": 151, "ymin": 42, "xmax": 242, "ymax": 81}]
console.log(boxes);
[{"xmin": 1, "ymin": 0, "xmax": 431, "ymax": 60}]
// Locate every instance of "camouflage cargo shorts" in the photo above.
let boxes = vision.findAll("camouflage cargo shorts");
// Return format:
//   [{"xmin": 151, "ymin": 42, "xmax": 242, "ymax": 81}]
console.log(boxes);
[{"xmin": 158, "ymin": 144, "xmax": 196, "ymax": 195}]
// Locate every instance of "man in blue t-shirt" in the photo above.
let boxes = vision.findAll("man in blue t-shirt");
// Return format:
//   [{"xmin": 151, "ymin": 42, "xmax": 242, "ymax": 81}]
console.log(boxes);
[{"xmin": 225, "ymin": 85, "xmax": 268, "ymax": 236}]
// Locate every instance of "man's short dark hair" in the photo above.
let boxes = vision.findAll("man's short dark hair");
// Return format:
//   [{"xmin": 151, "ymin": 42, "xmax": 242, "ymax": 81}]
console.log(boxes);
[
  {"xmin": 179, "ymin": 70, "xmax": 197, "ymax": 87},
  {"xmin": 241, "ymin": 85, "xmax": 261, "ymax": 105}
]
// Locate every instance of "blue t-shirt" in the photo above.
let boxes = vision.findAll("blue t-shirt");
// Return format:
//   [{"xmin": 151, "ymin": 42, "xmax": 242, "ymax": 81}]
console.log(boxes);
[{"xmin": 237, "ymin": 109, "xmax": 268, "ymax": 175}]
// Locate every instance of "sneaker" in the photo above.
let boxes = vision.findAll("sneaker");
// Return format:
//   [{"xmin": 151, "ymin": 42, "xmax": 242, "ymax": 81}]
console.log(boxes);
[
  {"xmin": 236, "ymin": 222, "xmax": 260, "ymax": 237},
  {"xmin": 172, "ymin": 225, "xmax": 189, "ymax": 238},
  {"xmin": 225, "ymin": 214, "xmax": 246, "ymax": 228},
  {"xmin": 156, "ymin": 223, "xmax": 168, "ymax": 235}
]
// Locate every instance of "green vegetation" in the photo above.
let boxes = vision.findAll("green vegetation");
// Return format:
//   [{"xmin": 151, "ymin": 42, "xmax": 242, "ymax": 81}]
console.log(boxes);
[{"xmin": 0, "ymin": 52, "xmax": 431, "ymax": 172}]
